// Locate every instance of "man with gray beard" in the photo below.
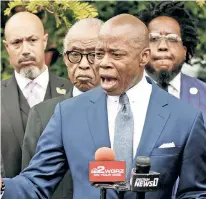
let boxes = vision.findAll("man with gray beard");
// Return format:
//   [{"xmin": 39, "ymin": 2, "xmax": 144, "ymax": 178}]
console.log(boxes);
[{"xmin": 1, "ymin": 12, "xmax": 71, "ymax": 178}]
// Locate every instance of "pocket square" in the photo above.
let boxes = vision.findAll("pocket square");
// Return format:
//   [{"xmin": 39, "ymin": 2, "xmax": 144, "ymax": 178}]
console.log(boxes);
[{"xmin": 159, "ymin": 142, "xmax": 176, "ymax": 148}]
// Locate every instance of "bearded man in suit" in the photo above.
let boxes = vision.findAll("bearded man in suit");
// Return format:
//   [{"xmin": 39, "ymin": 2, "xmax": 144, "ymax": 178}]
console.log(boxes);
[
  {"xmin": 139, "ymin": 1, "xmax": 206, "ymax": 121},
  {"xmin": 1, "ymin": 12, "xmax": 71, "ymax": 178}
]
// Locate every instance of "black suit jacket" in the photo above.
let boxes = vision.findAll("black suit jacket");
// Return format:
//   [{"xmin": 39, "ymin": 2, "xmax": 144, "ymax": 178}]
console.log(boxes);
[
  {"xmin": 1, "ymin": 72, "xmax": 72, "ymax": 178},
  {"xmin": 22, "ymin": 90, "xmax": 73, "ymax": 199}
]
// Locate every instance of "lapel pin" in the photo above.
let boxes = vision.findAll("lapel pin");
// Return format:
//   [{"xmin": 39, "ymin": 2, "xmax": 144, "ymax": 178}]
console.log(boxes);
[
  {"xmin": 189, "ymin": 87, "xmax": 198, "ymax": 95},
  {"xmin": 56, "ymin": 87, "xmax": 66, "ymax": 95}
]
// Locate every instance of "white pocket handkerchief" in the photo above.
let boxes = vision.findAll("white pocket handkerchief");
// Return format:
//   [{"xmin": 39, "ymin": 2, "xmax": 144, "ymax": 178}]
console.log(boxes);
[{"xmin": 159, "ymin": 142, "xmax": 176, "ymax": 148}]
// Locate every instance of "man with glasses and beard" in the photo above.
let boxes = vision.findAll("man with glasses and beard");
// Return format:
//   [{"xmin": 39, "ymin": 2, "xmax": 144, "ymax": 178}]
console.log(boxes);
[
  {"xmin": 1, "ymin": 12, "xmax": 71, "ymax": 179},
  {"xmin": 139, "ymin": 1, "xmax": 206, "ymax": 121},
  {"xmin": 21, "ymin": 18, "xmax": 102, "ymax": 199}
]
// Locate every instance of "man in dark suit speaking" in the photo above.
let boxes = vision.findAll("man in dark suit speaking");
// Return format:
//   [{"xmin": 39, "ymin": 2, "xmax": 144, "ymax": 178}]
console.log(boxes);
[
  {"xmin": 21, "ymin": 18, "xmax": 102, "ymax": 199},
  {"xmin": 1, "ymin": 12, "xmax": 71, "ymax": 179},
  {"xmin": 1, "ymin": 14, "xmax": 206, "ymax": 199}
]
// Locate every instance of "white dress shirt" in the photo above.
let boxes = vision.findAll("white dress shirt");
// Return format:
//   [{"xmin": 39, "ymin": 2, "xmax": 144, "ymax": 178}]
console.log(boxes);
[
  {"xmin": 15, "ymin": 67, "xmax": 49, "ymax": 107},
  {"xmin": 145, "ymin": 72, "xmax": 181, "ymax": 99},
  {"xmin": 72, "ymin": 86, "xmax": 83, "ymax": 97},
  {"xmin": 107, "ymin": 75, "xmax": 152, "ymax": 157},
  {"xmin": 168, "ymin": 73, "xmax": 181, "ymax": 99}
]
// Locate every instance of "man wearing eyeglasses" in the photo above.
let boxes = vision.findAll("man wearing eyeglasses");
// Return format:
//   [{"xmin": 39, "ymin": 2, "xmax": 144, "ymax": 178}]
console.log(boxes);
[
  {"xmin": 21, "ymin": 18, "xmax": 102, "ymax": 199},
  {"xmin": 139, "ymin": 1, "xmax": 206, "ymax": 121}
]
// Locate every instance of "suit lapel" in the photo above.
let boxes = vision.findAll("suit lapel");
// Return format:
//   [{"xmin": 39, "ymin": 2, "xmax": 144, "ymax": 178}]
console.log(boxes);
[
  {"xmin": 18, "ymin": 88, "xmax": 30, "ymax": 116},
  {"xmin": 135, "ymin": 81, "xmax": 170, "ymax": 159},
  {"xmin": 66, "ymin": 88, "xmax": 73, "ymax": 98},
  {"xmin": 86, "ymin": 83, "xmax": 170, "ymax": 178},
  {"xmin": 49, "ymin": 72, "xmax": 67, "ymax": 98},
  {"xmin": 86, "ymin": 88, "xmax": 118, "ymax": 198},
  {"xmin": 2, "ymin": 75, "xmax": 24, "ymax": 148},
  {"xmin": 180, "ymin": 73, "xmax": 200, "ymax": 106},
  {"xmin": 87, "ymin": 88, "xmax": 111, "ymax": 151}
]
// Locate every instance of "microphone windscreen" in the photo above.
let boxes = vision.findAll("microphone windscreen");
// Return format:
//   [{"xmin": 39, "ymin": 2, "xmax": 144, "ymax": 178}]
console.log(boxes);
[
  {"xmin": 135, "ymin": 156, "xmax": 151, "ymax": 174},
  {"xmin": 95, "ymin": 147, "xmax": 115, "ymax": 161},
  {"xmin": 135, "ymin": 156, "xmax": 150, "ymax": 167}
]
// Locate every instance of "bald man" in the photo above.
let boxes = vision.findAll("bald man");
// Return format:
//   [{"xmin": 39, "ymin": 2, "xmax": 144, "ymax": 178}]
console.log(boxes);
[
  {"xmin": 21, "ymin": 18, "xmax": 102, "ymax": 199},
  {"xmin": 1, "ymin": 12, "xmax": 71, "ymax": 178},
  {"xmin": 1, "ymin": 14, "xmax": 206, "ymax": 199}
]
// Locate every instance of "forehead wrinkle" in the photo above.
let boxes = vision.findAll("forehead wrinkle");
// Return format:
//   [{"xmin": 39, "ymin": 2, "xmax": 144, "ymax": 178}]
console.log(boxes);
[
  {"xmin": 66, "ymin": 39, "xmax": 97, "ymax": 51},
  {"xmin": 96, "ymin": 41, "xmax": 127, "ymax": 53},
  {"xmin": 97, "ymin": 34, "xmax": 145, "ymax": 51}
]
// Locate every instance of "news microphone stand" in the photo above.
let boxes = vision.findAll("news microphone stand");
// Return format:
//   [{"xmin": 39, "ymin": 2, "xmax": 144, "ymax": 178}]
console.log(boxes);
[
  {"xmin": 92, "ymin": 182, "xmax": 129, "ymax": 199},
  {"xmin": 118, "ymin": 191, "xmax": 125, "ymax": 199},
  {"xmin": 100, "ymin": 187, "xmax": 107, "ymax": 199}
]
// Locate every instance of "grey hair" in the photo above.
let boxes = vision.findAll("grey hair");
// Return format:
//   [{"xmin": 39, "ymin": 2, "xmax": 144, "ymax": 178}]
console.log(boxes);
[{"xmin": 63, "ymin": 18, "xmax": 103, "ymax": 52}]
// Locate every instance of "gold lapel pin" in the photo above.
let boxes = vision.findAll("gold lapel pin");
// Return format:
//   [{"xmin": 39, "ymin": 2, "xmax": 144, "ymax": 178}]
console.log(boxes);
[{"xmin": 56, "ymin": 87, "xmax": 66, "ymax": 95}]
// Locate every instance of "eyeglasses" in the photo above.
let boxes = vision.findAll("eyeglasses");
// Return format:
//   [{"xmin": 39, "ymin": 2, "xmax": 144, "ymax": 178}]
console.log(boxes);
[
  {"xmin": 65, "ymin": 51, "xmax": 95, "ymax": 64},
  {"xmin": 149, "ymin": 33, "xmax": 182, "ymax": 44}
]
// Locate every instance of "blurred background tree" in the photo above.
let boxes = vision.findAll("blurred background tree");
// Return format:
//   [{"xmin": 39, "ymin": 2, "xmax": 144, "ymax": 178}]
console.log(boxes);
[{"xmin": 1, "ymin": 0, "xmax": 206, "ymax": 82}]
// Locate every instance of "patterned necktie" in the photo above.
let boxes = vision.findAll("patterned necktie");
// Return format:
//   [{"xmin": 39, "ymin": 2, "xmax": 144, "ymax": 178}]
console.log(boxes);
[
  {"xmin": 113, "ymin": 93, "xmax": 134, "ymax": 177},
  {"xmin": 25, "ymin": 81, "xmax": 42, "ymax": 107}
]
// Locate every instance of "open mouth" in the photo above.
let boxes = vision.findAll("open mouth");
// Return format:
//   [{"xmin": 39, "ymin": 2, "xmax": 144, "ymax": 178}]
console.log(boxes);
[{"xmin": 101, "ymin": 75, "xmax": 117, "ymax": 91}]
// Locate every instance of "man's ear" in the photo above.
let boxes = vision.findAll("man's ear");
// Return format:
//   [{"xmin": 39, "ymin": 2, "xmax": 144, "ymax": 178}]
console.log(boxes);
[
  {"xmin": 183, "ymin": 46, "xmax": 187, "ymax": 60},
  {"xmin": 140, "ymin": 47, "xmax": 151, "ymax": 68},
  {"xmin": 43, "ymin": 33, "xmax": 48, "ymax": 50},
  {"xmin": 63, "ymin": 52, "xmax": 69, "ymax": 66},
  {"xmin": 3, "ymin": 40, "xmax": 9, "ymax": 53}
]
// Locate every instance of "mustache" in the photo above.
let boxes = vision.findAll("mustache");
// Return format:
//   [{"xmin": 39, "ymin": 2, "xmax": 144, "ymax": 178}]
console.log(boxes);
[{"xmin": 18, "ymin": 56, "xmax": 36, "ymax": 64}]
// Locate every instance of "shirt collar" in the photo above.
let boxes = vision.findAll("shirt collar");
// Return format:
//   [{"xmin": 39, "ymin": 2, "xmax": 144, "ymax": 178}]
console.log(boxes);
[
  {"xmin": 145, "ymin": 70, "xmax": 181, "ymax": 92},
  {"xmin": 169, "ymin": 72, "xmax": 181, "ymax": 93},
  {"xmin": 126, "ymin": 73, "xmax": 149, "ymax": 103},
  {"xmin": 72, "ymin": 86, "xmax": 84, "ymax": 97},
  {"xmin": 107, "ymin": 73, "xmax": 150, "ymax": 104},
  {"xmin": 15, "ymin": 66, "xmax": 49, "ymax": 90}
]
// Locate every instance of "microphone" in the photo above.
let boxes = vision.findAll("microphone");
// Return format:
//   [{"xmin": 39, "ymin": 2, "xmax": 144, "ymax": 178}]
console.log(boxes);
[
  {"xmin": 130, "ymin": 156, "xmax": 160, "ymax": 199},
  {"xmin": 89, "ymin": 147, "xmax": 128, "ymax": 199},
  {"xmin": 89, "ymin": 147, "xmax": 126, "ymax": 183}
]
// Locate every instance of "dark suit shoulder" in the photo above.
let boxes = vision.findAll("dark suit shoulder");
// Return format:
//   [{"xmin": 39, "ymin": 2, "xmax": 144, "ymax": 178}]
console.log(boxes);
[
  {"xmin": 52, "ymin": 73, "xmax": 69, "ymax": 82},
  {"xmin": 34, "ymin": 93, "xmax": 70, "ymax": 114},
  {"xmin": 1, "ymin": 77, "xmax": 13, "ymax": 87},
  {"xmin": 165, "ymin": 88, "xmax": 202, "ymax": 121},
  {"xmin": 49, "ymin": 72, "xmax": 72, "ymax": 87},
  {"xmin": 152, "ymin": 81, "xmax": 202, "ymax": 122},
  {"xmin": 60, "ymin": 87, "xmax": 102, "ymax": 107},
  {"xmin": 182, "ymin": 73, "xmax": 206, "ymax": 90}
]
